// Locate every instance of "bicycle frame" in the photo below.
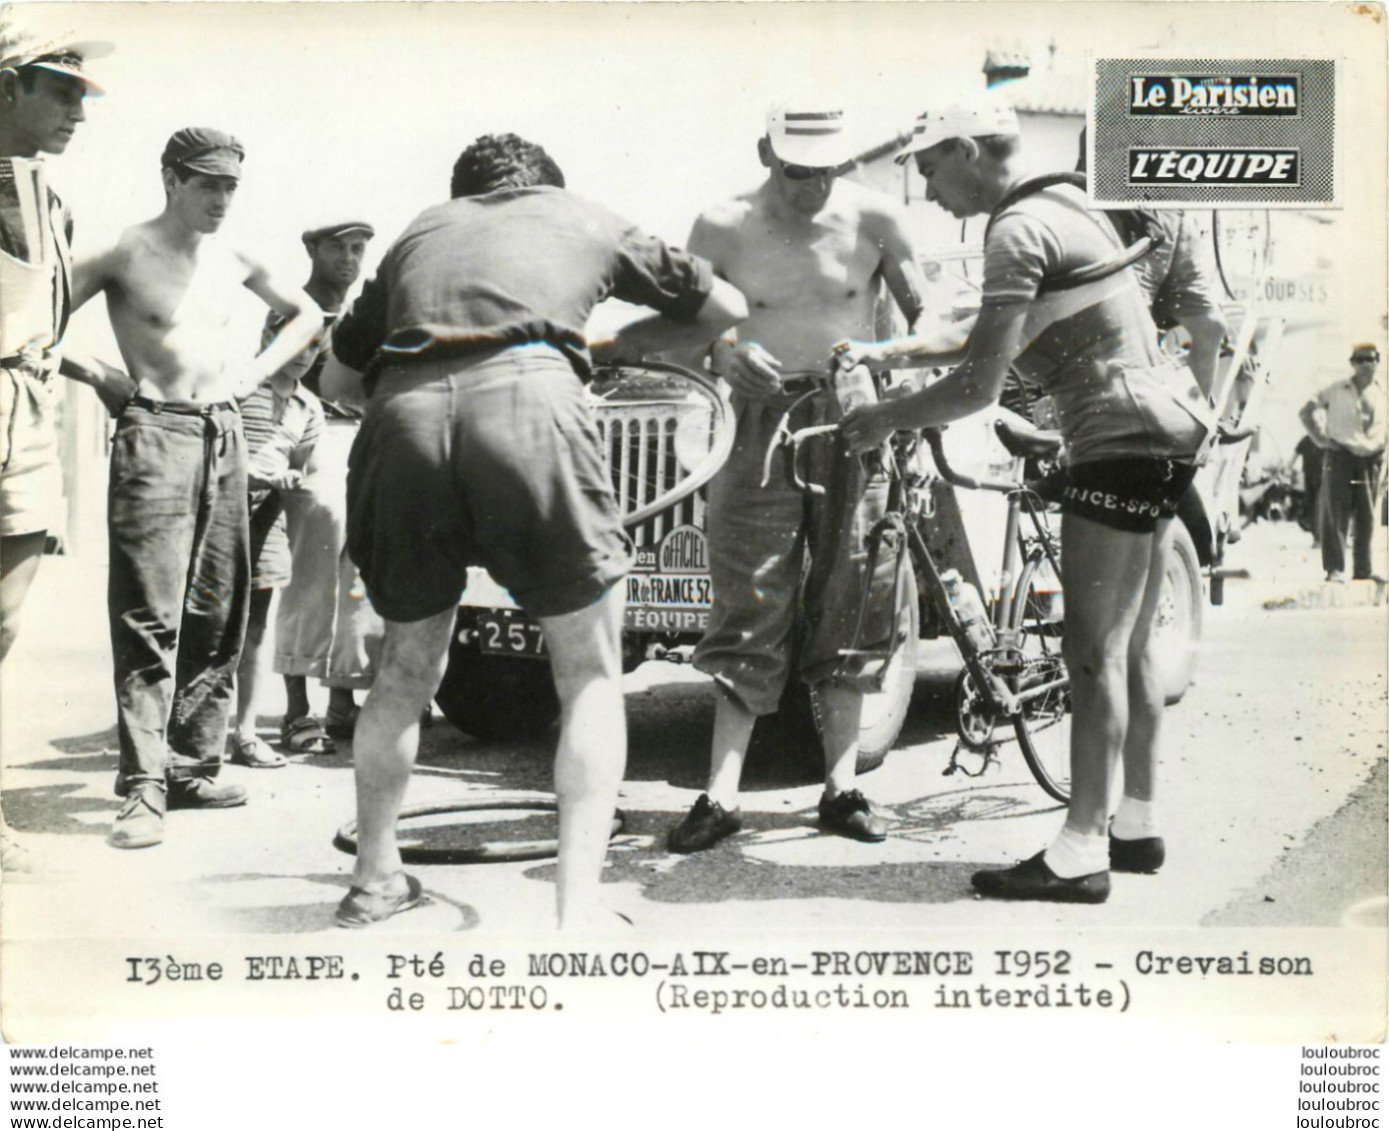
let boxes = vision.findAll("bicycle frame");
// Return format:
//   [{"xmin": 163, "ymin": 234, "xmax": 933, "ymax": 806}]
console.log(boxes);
[{"xmin": 762, "ymin": 416, "xmax": 1065, "ymax": 721}]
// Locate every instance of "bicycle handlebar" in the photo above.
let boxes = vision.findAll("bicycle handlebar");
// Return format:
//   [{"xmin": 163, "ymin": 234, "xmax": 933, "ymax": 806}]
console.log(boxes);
[{"xmin": 921, "ymin": 428, "xmax": 1024, "ymax": 495}]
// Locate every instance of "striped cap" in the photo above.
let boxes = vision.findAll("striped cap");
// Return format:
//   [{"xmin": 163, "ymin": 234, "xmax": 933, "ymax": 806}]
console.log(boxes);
[{"xmin": 766, "ymin": 102, "xmax": 852, "ymax": 169}]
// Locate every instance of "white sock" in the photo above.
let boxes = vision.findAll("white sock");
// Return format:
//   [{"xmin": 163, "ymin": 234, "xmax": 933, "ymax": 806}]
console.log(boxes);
[
  {"xmin": 1044, "ymin": 827, "xmax": 1109, "ymax": 878},
  {"xmin": 1111, "ymin": 796, "xmax": 1160, "ymax": 840}
]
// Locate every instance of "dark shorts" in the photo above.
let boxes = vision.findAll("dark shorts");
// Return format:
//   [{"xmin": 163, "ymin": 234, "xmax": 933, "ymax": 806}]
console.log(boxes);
[
  {"xmin": 1060, "ymin": 458, "xmax": 1197, "ymax": 533},
  {"xmin": 347, "ymin": 344, "xmax": 630, "ymax": 623}
]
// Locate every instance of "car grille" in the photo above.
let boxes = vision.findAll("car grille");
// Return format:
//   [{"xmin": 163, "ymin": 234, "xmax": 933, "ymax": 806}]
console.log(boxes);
[{"xmin": 591, "ymin": 400, "xmax": 707, "ymax": 546}]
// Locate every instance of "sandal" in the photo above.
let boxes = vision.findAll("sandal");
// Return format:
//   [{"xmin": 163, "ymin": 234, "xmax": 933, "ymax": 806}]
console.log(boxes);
[
  {"xmin": 323, "ymin": 705, "xmax": 361, "ymax": 740},
  {"xmin": 281, "ymin": 715, "xmax": 334, "ymax": 755},
  {"xmin": 335, "ymin": 873, "xmax": 429, "ymax": 928},
  {"xmin": 228, "ymin": 735, "xmax": 288, "ymax": 769}
]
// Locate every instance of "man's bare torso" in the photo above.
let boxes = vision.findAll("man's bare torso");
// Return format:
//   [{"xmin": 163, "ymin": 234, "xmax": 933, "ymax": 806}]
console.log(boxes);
[
  {"xmin": 697, "ymin": 180, "xmax": 891, "ymax": 372},
  {"xmin": 103, "ymin": 221, "xmax": 251, "ymax": 402}
]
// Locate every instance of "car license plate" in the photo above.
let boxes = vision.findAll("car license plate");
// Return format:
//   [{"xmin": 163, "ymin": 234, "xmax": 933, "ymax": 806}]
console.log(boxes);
[{"xmin": 475, "ymin": 610, "xmax": 547, "ymax": 658}]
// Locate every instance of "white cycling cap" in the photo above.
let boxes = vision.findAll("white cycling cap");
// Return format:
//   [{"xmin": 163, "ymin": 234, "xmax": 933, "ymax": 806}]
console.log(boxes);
[{"xmin": 893, "ymin": 89, "xmax": 1019, "ymax": 164}]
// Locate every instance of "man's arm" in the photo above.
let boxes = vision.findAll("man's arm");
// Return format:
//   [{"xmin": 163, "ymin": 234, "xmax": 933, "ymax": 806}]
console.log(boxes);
[
  {"xmin": 240, "ymin": 254, "xmax": 323, "ymax": 397},
  {"xmin": 1183, "ymin": 311, "xmax": 1227, "ymax": 398},
  {"xmin": 58, "ymin": 348, "xmax": 136, "ymax": 415},
  {"xmin": 841, "ymin": 302, "xmax": 1029, "ymax": 453},
  {"xmin": 628, "ymin": 209, "xmax": 782, "ymax": 402},
  {"xmin": 870, "ymin": 201, "xmax": 927, "ymax": 335},
  {"xmin": 318, "ymin": 354, "xmax": 367, "ymax": 407},
  {"xmin": 58, "ymin": 246, "xmax": 137, "ymax": 413},
  {"xmin": 69, "ymin": 244, "xmax": 122, "ymax": 313},
  {"xmin": 589, "ymin": 275, "xmax": 747, "ymax": 365},
  {"xmin": 1298, "ymin": 394, "xmax": 1330, "ymax": 448},
  {"xmin": 1344, "ymin": 396, "xmax": 1387, "ymax": 458}
]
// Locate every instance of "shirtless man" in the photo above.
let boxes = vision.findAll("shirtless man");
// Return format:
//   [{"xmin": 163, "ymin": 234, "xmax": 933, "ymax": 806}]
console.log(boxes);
[
  {"xmin": 667, "ymin": 101, "xmax": 925, "ymax": 853},
  {"xmin": 73, "ymin": 128, "xmax": 322, "ymax": 849}
]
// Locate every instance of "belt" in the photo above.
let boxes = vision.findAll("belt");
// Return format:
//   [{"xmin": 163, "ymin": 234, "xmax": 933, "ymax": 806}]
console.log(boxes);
[
  {"xmin": 0, "ymin": 353, "xmax": 53, "ymax": 379},
  {"xmin": 128, "ymin": 395, "xmax": 237, "ymax": 416}
]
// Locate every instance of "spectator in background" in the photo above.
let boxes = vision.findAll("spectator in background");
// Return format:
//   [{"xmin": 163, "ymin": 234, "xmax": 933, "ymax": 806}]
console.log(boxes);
[
  {"xmin": 228, "ymin": 352, "xmax": 325, "ymax": 767},
  {"xmin": 1294, "ymin": 432, "xmax": 1324, "ymax": 547},
  {"xmin": 0, "ymin": 18, "xmax": 131, "ymax": 872},
  {"xmin": 268, "ymin": 220, "xmax": 381, "ymax": 756},
  {"xmin": 74, "ymin": 127, "xmax": 323, "ymax": 849},
  {"xmin": 1299, "ymin": 343, "xmax": 1386, "ymax": 582}
]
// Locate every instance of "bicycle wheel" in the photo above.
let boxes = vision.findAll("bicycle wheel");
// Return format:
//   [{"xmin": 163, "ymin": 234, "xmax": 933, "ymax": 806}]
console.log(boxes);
[
  {"xmin": 1007, "ymin": 548, "xmax": 1072, "ymax": 803},
  {"xmin": 587, "ymin": 362, "xmax": 735, "ymax": 532}
]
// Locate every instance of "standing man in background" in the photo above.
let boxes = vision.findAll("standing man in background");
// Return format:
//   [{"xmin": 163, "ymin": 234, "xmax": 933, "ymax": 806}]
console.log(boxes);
[
  {"xmin": 1299, "ymin": 343, "xmax": 1386, "ymax": 583},
  {"xmin": 0, "ymin": 16, "xmax": 131, "ymax": 873},
  {"xmin": 73, "ymin": 127, "xmax": 322, "ymax": 849},
  {"xmin": 668, "ymin": 101, "xmax": 925, "ymax": 854},
  {"xmin": 269, "ymin": 219, "xmax": 382, "ymax": 756}
]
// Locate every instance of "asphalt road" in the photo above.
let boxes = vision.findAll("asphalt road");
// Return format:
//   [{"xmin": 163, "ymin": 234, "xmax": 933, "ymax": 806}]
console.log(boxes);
[{"xmin": 1, "ymin": 519, "xmax": 1384, "ymax": 938}]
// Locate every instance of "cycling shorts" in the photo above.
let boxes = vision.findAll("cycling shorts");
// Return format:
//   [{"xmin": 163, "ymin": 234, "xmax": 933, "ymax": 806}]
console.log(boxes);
[{"xmin": 1060, "ymin": 457, "xmax": 1197, "ymax": 534}]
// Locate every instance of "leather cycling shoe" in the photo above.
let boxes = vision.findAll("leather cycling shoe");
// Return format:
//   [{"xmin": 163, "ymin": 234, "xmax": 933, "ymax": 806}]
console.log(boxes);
[
  {"xmin": 167, "ymin": 778, "xmax": 249, "ymax": 810},
  {"xmin": 1109, "ymin": 834, "xmax": 1165, "ymax": 874},
  {"xmin": 971, "ymin": 851, "xmax": 1110, "ymax": 903},
  {"xmin": 817, "ymin": 789, "xmax": 888, "ymax": 843},
  {"xmin": 668, "ymin": 794, "xmax": 742, "ymax": 854}
]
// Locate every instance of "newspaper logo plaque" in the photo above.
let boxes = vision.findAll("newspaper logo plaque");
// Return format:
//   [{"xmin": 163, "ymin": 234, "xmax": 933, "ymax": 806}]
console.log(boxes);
[{"xmin": 1090, "ymin": 58, "xmax": 1336, "ymax": 207}]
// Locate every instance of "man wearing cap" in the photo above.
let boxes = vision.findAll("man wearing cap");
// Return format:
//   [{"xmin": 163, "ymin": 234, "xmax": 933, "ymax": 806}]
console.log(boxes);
[
  {"xmin": 319, "ymin": 132, "xmax": 745, "ymax": 929},
  {"xmin": 73, "ymin": 127, "xmax": 323, "ymax": 849},
  {"xmin": 1299, "ymin": 343, "xmax": 1386, "ymax": 582},
  {"xmin": 0, "ymin": 17, "xmax": 133, "ymax": 871},
  {"xmin": 842, "ymin": 89, "xmax": 1214, "ymax": 903},
  {"xmin": 269, "ymin": 220, "xmax": 381, "ymax": 755},
  {"xmin": 666, "ymin": 101, "xmax": 924, "ymax": 854}
]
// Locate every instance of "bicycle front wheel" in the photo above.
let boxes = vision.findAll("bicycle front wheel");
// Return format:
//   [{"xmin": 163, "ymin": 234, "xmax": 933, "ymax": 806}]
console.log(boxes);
[{"xmin": 1008, "ymin": 549, "xmax": 1072, "ymax": 804}]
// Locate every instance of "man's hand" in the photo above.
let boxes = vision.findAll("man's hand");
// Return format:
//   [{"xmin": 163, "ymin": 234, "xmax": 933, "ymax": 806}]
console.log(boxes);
[
  {"xmin": 269, "ymin": 469, "xmax": 304, "ymax": 491},
  {"xmin": 60, "ymin": 353, "xmax": 137, "ymax": 415},
  {"xmin": 719, "ymin": 341, "xmax": 785, "ymax": 401},
  {"xmin": 834, "ymin": 339, "xmax": 887, "ymax": 375},
  {"xmin": 841, "ymin": 401, "xmax": 898, "ymax": 455},
  {"xmin": 88, "ymin": 364, "xmax": 137, "ymax": 416},
  {"xmin": 249, "ymin": 468, "xmax": 303, "ymax": 492}
]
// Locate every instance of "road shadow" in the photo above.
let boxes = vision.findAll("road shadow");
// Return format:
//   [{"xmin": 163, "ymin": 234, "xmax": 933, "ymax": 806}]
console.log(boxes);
[
  {"xmin": 518, "ymin": 777, "xmax": 1062, "ymax": 907},
  {"xmin": 46, "ymin": 726, "xmax": 120, "ymax": 756},
  {"xmin": 2, "ymin": 782, "xmax": 116, "ymax": 836},
  {"xmin": 195, "ymin": 872, "xmax": 483, "ymax": 934}
]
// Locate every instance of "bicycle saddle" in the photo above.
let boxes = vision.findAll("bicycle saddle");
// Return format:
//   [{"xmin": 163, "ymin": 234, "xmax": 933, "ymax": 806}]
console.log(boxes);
[{"xmin": 994, "ymin": 417, "xmax": 1063, "ymax": 460}]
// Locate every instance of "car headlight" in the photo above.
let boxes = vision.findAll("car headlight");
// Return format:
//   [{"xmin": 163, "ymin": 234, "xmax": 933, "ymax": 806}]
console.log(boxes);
[{"xmin": 672, "ymin": 407, "xmax": 713, "ymax": 473}]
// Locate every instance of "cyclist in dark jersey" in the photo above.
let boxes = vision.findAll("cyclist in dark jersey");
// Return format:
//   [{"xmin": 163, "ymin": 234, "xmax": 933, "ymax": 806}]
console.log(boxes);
[{"xmin": 843, "ymin": 91, "xmax": 1215, "ymax": 904}]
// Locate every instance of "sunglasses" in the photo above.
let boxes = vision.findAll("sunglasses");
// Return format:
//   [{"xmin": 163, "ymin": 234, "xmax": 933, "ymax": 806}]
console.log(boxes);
[
  {"xmin": 781, "ymin": 162, "xmax": 837, "ymax": 181},
  {"xmin": 1351, "ymin": 354, "xmax": 1380, "ymax": 364}
]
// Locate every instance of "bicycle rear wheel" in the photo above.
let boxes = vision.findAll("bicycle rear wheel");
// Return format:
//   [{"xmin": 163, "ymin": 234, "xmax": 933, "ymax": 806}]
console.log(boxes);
[
  {"xmin": 587, "ymin": 362, "xmax": 735, "ymax": 532},
  {"xmin": 1008, "ymin": 548, "xmax": 1072, "ymax": 803}
]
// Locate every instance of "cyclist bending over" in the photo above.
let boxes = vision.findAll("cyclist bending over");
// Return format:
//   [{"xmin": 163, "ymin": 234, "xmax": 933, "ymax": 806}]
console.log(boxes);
[{"xmin": 842, "ymin": 91, "xmax": 1214, "ymax": 904}]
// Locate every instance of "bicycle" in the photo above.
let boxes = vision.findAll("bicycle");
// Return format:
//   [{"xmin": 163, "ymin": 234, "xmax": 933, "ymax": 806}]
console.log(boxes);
[{"xmin": 764, "ymin": 364, "xmax": 1073, "ymax": 803}]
